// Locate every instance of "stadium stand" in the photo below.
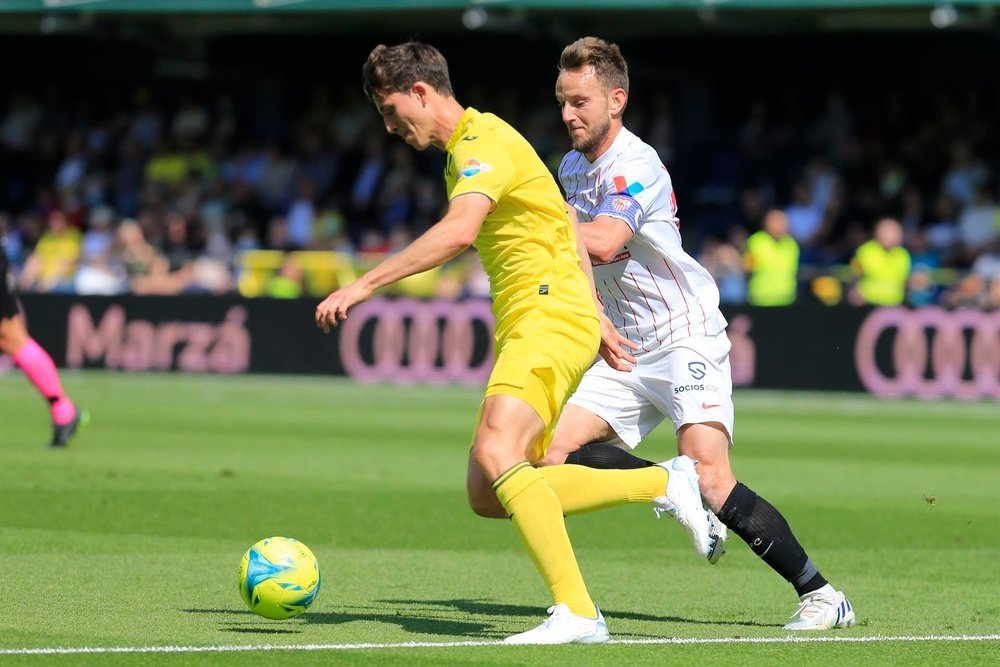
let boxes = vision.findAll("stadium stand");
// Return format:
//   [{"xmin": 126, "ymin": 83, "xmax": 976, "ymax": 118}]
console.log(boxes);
[{"xmin": 1, "ymin": 4, "xmax": 997, "ymax": 307}]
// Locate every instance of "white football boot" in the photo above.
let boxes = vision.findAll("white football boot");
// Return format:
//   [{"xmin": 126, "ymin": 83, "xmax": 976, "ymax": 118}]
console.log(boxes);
[
  {"xmin": 652, "ymin": 455, "xmax": 713, "ymax": 559},
  {"xmin": 503, "ymin": 604, "xmax": 610, "ymax": 645},
  {"xmin": 783, "ymin": 584, "xmax": 856, "ymax": 630},
  {"xmin": 706, "ymin": 510, "xmax": 728, "ymax": 564}
]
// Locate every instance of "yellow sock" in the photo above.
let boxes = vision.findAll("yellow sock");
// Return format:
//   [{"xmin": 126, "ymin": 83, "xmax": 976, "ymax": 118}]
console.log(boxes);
[
  {"xmin": 493, "ymin": 462, "xmax": 597, "ymax": 618},
  {"xmin": 539, "ymin": 464, "xmax": 667, "ymax": 515}
]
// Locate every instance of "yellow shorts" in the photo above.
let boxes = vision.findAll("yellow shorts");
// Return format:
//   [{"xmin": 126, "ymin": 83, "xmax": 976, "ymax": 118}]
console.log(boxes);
[{"xmin": 483, "ymin": 310, "xmax": 599, "ymax": 461}]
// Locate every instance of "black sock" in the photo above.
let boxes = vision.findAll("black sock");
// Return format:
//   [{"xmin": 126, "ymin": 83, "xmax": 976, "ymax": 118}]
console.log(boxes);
[
  {"xmin": 564, "ymin": 443, "xmax": 654, "ymax": 469},
  {"xmin": 718, "ymin": 482, "xmax": 828, "ymax": 597}
]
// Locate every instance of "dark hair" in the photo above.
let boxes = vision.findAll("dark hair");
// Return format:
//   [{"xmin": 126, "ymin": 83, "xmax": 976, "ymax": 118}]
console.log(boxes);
[
  {"xmin": 362, "ymin": 41, "xmax": 454, "ymax": 101},
  {"xmin": 558, "ymin": 36, "xmax": 629, "ymax": 94}
]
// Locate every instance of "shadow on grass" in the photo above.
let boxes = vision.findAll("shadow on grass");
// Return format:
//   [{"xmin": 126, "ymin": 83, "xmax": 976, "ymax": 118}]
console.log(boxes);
[
  {"xmin": 224, "ymin": 626, "xmax": 301, "ymax": 635},
  {"xmin": 184, "ymin": 598, "xmax": 778, "ymax": 639},
  {"xmin": 383, "ymin": 599, "xmax": 779, "ymax": 632},
  {"xmin": 183, "ymin": 609, "xmax": 306, "ymax": 635},
  {"xmin": 183, "ymin": 607, "xmax": 493, "ymax": 638}
]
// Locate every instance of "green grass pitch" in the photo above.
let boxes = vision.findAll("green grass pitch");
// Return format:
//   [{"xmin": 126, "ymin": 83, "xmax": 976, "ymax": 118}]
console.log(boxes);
[{"xmin": 1, "ymin": 371, "xmax": 998, "ymax": 665}]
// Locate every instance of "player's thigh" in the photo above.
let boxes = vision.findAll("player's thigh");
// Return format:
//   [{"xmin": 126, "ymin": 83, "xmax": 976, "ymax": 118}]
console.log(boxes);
[
  {"xmin": 564, "ymin": 358, "xmax": 663, "ymax": 450},
  {"xmin": 640, "ymin": 333, "xmax": 736, "ymax": 444},
  {"xmin": 481, "ymin": 319, "xmax": 598, "ymax": 468},
  {"xmin": 473, "ymin": 392, "xmax": 547, "ymax": 479}
]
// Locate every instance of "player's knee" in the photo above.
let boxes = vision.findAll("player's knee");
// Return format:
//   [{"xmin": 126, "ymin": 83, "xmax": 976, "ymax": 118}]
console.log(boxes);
[
  {"xmin": 469, "ymin": 441, "xmax": 501, "ymax": 474},
  {"xmin": 0, "ymin": 318, "xmax": 27, "ymax": 354},
  {"xmin": 466, "ymin": 485, "xmax": 508, "ymax": 519}
]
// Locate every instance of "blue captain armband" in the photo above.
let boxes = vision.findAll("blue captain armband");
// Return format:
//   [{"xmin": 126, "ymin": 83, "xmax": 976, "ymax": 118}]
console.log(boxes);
[{"xmin": 596, "ymin": 194, "xmax": 643, "ymax": 231}]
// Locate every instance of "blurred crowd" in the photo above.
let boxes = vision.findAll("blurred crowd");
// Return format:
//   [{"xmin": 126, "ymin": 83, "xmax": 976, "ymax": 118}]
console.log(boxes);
[{"xmin": 1, "ymin": 80, "xmax": 997, "ymax": 308}]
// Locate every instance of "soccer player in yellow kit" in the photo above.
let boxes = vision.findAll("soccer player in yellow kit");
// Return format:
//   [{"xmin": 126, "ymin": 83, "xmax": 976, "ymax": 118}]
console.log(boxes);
[{"xmin": 315, "ymin": 41, "xmax": 714, "ymax": 644}]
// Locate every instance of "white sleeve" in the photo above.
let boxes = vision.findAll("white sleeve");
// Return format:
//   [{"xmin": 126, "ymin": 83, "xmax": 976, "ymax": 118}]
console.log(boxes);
[{"xmin": 599, "ymin": 152, "xmax": 665, "ymax": 231}]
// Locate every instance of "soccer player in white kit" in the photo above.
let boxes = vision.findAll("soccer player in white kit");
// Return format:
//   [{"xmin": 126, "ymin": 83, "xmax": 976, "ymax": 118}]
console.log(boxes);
[
  {"xmin": 553, "ymin": 36, "xmax": 855, "ymax": 631},
  {"xmin": 468, "ymin": 36, "xmax": 855, "ymax": 631}
]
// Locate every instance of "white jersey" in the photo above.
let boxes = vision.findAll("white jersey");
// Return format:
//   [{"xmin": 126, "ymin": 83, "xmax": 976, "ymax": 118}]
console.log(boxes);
[{"xmin": 559, "ymin": 126, "xmax": 727, "ymax": 355}]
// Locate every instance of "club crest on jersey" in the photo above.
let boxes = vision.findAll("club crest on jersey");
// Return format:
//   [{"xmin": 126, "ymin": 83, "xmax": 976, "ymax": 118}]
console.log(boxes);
[
  {"xmin": 611, "ymin": 197, "xmax": 630, "ymax": 213},
  {"xmin": 612, "ymin": 175, "xmax": 645, "ymax": 196},
  {"xmin": 460, "ymin": 158, "xmax": 493, "ymax": 178}
]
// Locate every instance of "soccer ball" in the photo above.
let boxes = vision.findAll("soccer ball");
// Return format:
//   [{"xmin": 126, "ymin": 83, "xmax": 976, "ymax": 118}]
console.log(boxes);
[{"xmin": 238, "ymin": 536, "xmax": 321, "ymax": 620}]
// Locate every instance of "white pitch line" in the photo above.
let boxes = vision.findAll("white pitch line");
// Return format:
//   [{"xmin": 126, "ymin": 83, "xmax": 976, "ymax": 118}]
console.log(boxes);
[{"xmin": 3, "ymin": 635, "xmax": 999, "ymax": 655}]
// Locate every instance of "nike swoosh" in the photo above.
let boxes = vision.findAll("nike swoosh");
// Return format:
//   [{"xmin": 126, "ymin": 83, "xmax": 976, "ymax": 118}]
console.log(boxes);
[{"xmin": 701, "ymin": 402, "xmax": 721, "ymax": 409}]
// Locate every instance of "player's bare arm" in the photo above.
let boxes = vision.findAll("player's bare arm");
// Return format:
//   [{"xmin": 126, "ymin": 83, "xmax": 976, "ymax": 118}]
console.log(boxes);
[
  {"xmin": 568, "ymin": 205, "xmax": 637, "ymax": 371},
  {"xmin": 576, "ymin": 214, "xmax": 635, "ymax": 264},
  {"xmin": 315, "ymin": 193, "xmax": 490, "ymax": 332}
]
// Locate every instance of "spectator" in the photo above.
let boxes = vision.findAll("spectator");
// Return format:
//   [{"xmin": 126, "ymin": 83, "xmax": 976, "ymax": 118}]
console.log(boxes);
[
  {"xmin": 80, "ymin": 206, "xmax": 117, "ymax": 263},
  {"xmin": 744, "ymin": 209, "xmax": 799, "ymax": 306},
  {"xmin": 700, "ymin": 235, "xmax": 747, "ymax": 306},
  {"xmin": 941, "ymin": 141, "xmax": 988, "ymax": 207},
  {"xmin": 54, "ymin": 134, "xmax": 87, "ymax": 194},
  {"xmin": 924, "ymin": 193, "xmax": 961, "ymax": 262},
  {"xmin": 969, "ymin": 239, "xmax": 1000, "ymax": 283},
  {"xmin": 114, "ymin": 219, "xmax": 165, "ymax": 288},
  {"xmin": 285, "ymin": 179, "xmax": 317, "ymax": 249},
  {"xmin": 906, "ymin": 228, "xmax": 943, "ymax": 307},
  {"xmin": 114, "ymin": 140, "xmax": 147, "ymax": 217},
  {"xmin": 784, "ymin": 180, "xmax": 829, "ymax": 264},
  {"xmin": 0, "ymin": 94, "xmax": 42, "ymax": 151},
  {"xmin": 957, "ymin": 185, "xmax": 999, "ymax": 264},
  {"xmin": 265, "ymin": 255, "xmax": 305, "ymax": 299},
  {"xmin": 0, "ymin": 212, "xmax": 24, "ymax": 266},
  {"xmin": 0, "ymin": 59, "xmax": 997, "ymax": 306},
  {"xmin": 17, "ymin": 210, "xmax": 81, "ymax": 292},
  {"xmin": 145, "ymin": 139, "xmax": 189, "ymax": 187},
  {"xmin": 849, "ymin": 217, "xmax": 911, "ymax": 306}
]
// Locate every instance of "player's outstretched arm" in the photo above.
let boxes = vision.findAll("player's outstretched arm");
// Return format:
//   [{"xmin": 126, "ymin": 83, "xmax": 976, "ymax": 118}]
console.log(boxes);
[{"xmin": 315, "ymin": 193, "xmax": 490, "ymax": 332}]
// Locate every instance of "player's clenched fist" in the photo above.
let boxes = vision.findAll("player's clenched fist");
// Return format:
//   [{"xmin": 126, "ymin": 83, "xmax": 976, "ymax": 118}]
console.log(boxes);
[{"xmin": 315, "ymin": 281, "xmax": 373, "ymax": 333}]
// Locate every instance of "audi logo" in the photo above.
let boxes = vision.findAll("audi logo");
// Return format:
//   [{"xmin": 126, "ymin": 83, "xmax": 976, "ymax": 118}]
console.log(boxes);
[
  {"xmin": 338, "ymin": 297, "xmax": 495, "ymax": 385},
  {"xmin": 855, "ymin": 307, "xmax": 1000, "ymax": 400}
]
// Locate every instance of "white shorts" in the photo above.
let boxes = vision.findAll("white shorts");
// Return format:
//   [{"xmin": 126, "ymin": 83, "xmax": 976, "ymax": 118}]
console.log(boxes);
[{"xmin": 567, "ymin": 329, "xmax": 735, "ymax": 448}]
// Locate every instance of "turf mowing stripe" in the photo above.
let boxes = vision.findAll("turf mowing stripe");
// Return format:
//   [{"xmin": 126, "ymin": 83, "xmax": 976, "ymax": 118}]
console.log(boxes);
[{"xmin": 3, "ymin": 635, "xmax": 1000, "ymax": 654}]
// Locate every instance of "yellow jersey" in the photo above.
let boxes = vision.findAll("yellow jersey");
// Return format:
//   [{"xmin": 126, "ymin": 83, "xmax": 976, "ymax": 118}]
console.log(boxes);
[
  {"xmin": 34, "ymin": 228, "xmax": 82, "ymax": 283},
  {"xmin": 444, "ymin": 107, "xmax": 596, "ymax": 344},
  {"xmin": 853, "ymin": 240, "xmax": 911, "ymax": 306},
  {"xmin": 745, "ymin": 230, "xmax": 799, "ymax": 306}
]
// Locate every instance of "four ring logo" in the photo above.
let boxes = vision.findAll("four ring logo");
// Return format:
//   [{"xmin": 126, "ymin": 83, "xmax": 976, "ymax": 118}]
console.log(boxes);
[
  {"xmin": 688, "ymin": 361, "xmax": 706, "ymax": 380},
  {"xmin": 338, "ymin": 297, "xmax": 495, "ymax": 386},
  {"xmin": 854, "ymin": 307, "xmax": 1000, "ymax": 400}
]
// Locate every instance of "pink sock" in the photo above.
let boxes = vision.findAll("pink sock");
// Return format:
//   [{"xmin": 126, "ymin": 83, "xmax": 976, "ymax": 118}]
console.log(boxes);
[{"xmin": 13, "ymin": 338, "xmax": 76, "ymax": 425}]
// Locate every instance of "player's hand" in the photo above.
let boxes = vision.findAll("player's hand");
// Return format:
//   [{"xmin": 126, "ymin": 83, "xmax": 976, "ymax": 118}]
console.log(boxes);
[
  {"xmin": 315, "ymin": 281, "xmax": 373, "ymax": 333},
  {"xmin": 598, "ymin": 312, "xmax": 638, "ymax": 372}
]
